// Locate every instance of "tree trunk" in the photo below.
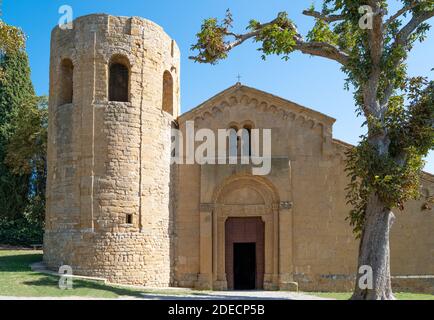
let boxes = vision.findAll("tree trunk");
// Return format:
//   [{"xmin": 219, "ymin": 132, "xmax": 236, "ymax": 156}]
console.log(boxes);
[{"xmin": 351, "ymin": 193, "xmax": 396, "ymax": 300}]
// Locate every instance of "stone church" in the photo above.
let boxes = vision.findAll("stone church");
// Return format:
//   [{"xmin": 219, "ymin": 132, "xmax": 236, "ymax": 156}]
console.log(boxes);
[{"xmin": 44, "ymin": 14, "xmax": 434, "ymax": 293}]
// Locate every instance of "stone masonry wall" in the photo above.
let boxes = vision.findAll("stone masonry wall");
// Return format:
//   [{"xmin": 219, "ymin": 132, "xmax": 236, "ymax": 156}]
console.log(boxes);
[
  {"xmin": 174, "ymin": 85, "xmax": 434, "ymax": 293},
  {"xmin": 44, "ymin": 14, "xmax": 180, "ymax": 286}
]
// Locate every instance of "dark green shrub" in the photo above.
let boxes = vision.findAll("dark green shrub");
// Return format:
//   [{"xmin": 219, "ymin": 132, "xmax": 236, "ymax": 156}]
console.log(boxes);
[{"xmin": 0, "ymin": 217, "xmax": 43, "ymax": 246}]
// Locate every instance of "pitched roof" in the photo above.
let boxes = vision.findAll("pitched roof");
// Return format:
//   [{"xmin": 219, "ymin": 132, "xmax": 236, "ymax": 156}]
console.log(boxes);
[
  {"xmin": 178, "ymin": 83, "xmax": 434, "ymax": 176},
  {"xmin": 179, "ymin": 83, "xmax": 336, "ymax": 125}
]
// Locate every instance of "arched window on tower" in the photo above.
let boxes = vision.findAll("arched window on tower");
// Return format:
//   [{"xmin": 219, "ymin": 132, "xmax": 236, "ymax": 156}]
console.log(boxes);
[
  {"xmin": 58, "ymin": 58, "xmax": 74, "ymax": 106},
  {"xmin": 109, "ymin": 55, "xmax": 129, "ymax": 102},
  {"xmin": 162, "ymin": 71, "xmax": 174, "ymax": 115}
]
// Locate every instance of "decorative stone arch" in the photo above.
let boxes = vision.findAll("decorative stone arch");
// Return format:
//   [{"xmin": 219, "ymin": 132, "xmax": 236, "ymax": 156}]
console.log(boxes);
[
  {"xmin": 187, "ymin": 93, "xmax": 329, "ymax": 136},
  {"xmin": 104, "ymin": 49, "xmax": 134, "ymax": 68},
  {"xmin": 209, "ymin": 174, "xmax": 281, "ymax": 290},
  {"xmin": 212, "ymin": 174, "xmax": 279, "ymax": 204},
  {"xmin": 240, "ymin": 120, "xmax": 255, "ymax": 130},
  {"xmin": 227, "ymin": 121, "xmax": 239, "ymax": 130},
  {"xmin": 56, "ymin": 52, "xmax": 79, "ymax": 75}
]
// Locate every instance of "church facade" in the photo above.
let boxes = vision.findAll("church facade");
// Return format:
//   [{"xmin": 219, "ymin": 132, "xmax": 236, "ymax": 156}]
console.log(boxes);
[
  {"xmin": 174, "ymin": 83, "xmax": 434, "ymax": 292},
  {"xmin": 44, "ymin": 14, "xmax": 434, "ymax": 293}
]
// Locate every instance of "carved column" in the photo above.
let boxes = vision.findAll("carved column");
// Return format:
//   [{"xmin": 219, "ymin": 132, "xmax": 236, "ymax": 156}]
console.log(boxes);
[
  {"xmin": 278, "ymin": 201, "xmax": 298, "ymax": 291},
  {"xmin": 212, "ymin": 205, "xmax": 217, "ymax": 283},
  {"xmin": 263, "ymin": 214, "xmax": 275, "ymax": 290},
  {"xmin": 197, "ymin": 204, "xmax": 213, "ymax": 289},
  {"xmin": 214, "ymin": 214, "xmax": 227, "ymax": 290},
  {"xmin": 273, "ymin": 204, "xmax": 279, "ymax": 286}
]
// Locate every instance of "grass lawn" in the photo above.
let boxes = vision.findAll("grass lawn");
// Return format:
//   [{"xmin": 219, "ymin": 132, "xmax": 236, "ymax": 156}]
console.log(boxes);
[
  {"xmin": 1, "ymin": 250, "xmax": 433, "ymax": 299},
  {"xmin": 0, "ymin": 250, "xmax": 192, "ymax": 298},
  {"xmin": 305, "ymin": 291, "xmax": 434, "ymax": 300}
]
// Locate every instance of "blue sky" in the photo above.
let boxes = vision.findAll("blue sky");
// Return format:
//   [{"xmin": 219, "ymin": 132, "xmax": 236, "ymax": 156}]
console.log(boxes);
[{"xmin": 3, "ymin": 0, "xmax": 433, "ymax": 173}]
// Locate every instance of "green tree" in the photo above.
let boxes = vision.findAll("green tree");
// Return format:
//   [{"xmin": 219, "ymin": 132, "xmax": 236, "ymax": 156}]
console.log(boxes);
[
  {"xmin": 0, "ymin": 22, "xmax": 44, "ymax": 245},
  {"xmin": 5, "ymin": 96, "xmax": 48, "ymax": 223},
  {"xmin": 0, "ymin": 49, "xmax": 35, "ymax": 221},
  {"xmin": 0, "ymin": 20, "xmax": 25, "ymax": 53},
  {"xmin": 0, "ymin": 20, "xmax": 25, "ymax": 79},
  {"xmin": 191, "ymin": 1, "xmax": 434, "ymax": 300}
]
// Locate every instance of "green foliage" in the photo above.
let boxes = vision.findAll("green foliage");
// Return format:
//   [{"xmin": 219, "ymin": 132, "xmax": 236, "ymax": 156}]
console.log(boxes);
[
  {"xmin": 190, "ymin": 9, "xmax": 233, "ymax": 64},
  {"xmin": 190, "ymin": 1, "xmax": 434, "ymax": 239},
  {"xmin": 345, "ymin": 142, "xmax": 425, "ymax": 236},
  {"xmin": 191, "ymin": 10, "xmax": 298, "ymax": 63},
  {"xmin": 0, "ymin": 45, "xmax": 46, "ymax": 235},
  {"xmin": 346, "ymin": 79, "xmax": 434, "ymax": 236},
  {"xmin": 249, "ymin": 12, "xmax": 298, "ymax": 61},
  {"xmin": 0, "ymin": 20, "xmax": 25, "ymax": 54},
  {"xmin": 0, "ymin": 171, "xmax": 31, "ymax": 221},
  {"xmin": 0, "ymin": 50, "xmax": 36, "ymax": 222},
  {"xmin": 306, "ymin": 1, "xmax": 434, "ymax": 114},
  {"xmin": 6, "ymin": 96, "xmax": 47, "ymax": 224},
  {"xmin": 0, "ymin": 217, "xmax": 43, "ymax": 245},
  {"xmin": 0, "ymin": 250, "xmax": 202, "ymax": 298},
  {"xmin": 387, "ymin": 78, "xmax": 434, "ymax": 156},
  {"xmin": 307, "ymin": 19, "xmax": 339, "ymax": 45},
  {"xmin": 0, "ymin": 51, "xmax": 35, "ymax": 127},
  {"xmin": 0, "ymin": 20, "xmax": 26, "ymax": 79},
  {"xmin": 5, "ymin": 96, "xmax": 47, "ymax": 176}
]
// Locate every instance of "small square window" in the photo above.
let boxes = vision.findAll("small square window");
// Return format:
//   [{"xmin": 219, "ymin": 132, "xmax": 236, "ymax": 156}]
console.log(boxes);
[{"xmin": 126, "ymin": 214, "xmax": 133, "ymax": 224}]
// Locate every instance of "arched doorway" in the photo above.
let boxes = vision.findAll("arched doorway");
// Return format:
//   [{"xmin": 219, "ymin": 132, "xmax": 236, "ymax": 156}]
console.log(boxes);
[
  {"xmin": 225, "ymin": 217, "xmax": 264, "ymax": 290},
  {"xmin": 211, "ymin": 174, "xmax": 280, "ymax": 290}
]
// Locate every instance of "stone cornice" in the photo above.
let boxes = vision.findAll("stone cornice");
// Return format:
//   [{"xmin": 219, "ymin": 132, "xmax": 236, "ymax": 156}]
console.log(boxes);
[{"xmin": 178, "ymin": 84, "xmax": 335, "ymax": 129}]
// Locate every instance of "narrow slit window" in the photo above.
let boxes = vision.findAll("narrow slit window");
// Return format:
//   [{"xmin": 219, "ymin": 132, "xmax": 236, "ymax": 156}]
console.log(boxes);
[
  {"xmin": 243, "ymin": 125, "xmax": 252, "ymax": 157},
  {"xmin": 228, "ymin": 126, "xmax": 239, "ymax": 158},
  {"xmin": 162, "ymin": 71, "xmax": 174, "ymax": 115},
  {"xmin": 58, "ymin": 59, "xmax": 74, "ymax": 106},
  {"xmin": 126, "ymin": 214, "xmax": 133, "ymax": 224}
]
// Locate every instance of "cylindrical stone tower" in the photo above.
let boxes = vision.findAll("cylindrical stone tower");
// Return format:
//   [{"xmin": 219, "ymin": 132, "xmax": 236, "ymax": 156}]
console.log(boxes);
[{"xmin": 44, "ymin": 14, "xmax": 180, "ymax": 286}]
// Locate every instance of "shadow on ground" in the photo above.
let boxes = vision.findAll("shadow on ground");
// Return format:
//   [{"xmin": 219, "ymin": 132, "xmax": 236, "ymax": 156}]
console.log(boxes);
[
  {"xmin": 23, "ymin": 276, "xmax": 145, "ymax": 298},
  {"xmin": 0, "ymin": 253, "xmax": 42, "ymax": 272},
  {"xmin": 0, "ymin": 252, "xmax": 307, "ymax": 300}
]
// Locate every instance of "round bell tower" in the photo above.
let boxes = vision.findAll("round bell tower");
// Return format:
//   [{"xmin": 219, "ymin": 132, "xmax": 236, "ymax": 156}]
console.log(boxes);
[{"xmin": 44, "ymin": 14, "xmax": 180, "ymax": 286}]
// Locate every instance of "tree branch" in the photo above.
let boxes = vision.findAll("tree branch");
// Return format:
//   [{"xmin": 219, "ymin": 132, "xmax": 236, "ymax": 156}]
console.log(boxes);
[
  {"xmin": 385, "ymin": 1, "xmax": 422, "ymax": 27},
  {"xmin": 381, "ymin": 8, "xmax": 434, "ymax": 106},
  {"xmin": 302, "ymin": 10, "xmax": 345, "ymax": 22},
  {"xmin": 363, "ymin": 1, "xmax": 386, "ymax": 116},
  {"xmin": 293, "ymin": 40, "xmax": 350, "ymax": 65},
  {"xmin": 225, "ymin": 19, "xmax": 280, "ymax": 50},
  {"xmin": 224, "ymin": 22, "xmax": 350, "ymax": 65},
  {"xmin": 394, "ymin": 8, "xmax": 434, "ymax": 48},
  {"xmin": 367, "ymin": 1, "xmax": 386, "ymax": 65}
]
